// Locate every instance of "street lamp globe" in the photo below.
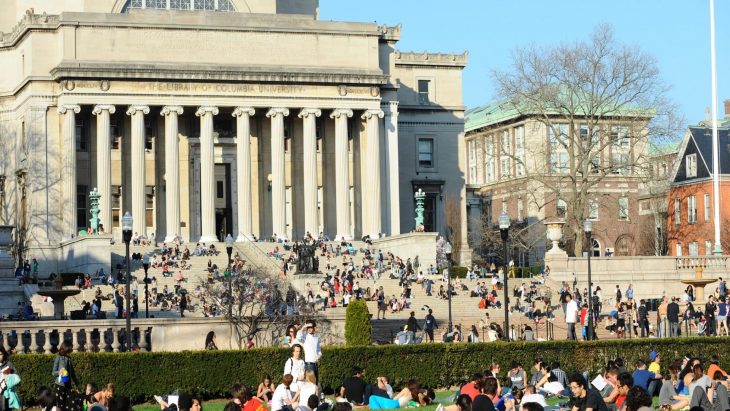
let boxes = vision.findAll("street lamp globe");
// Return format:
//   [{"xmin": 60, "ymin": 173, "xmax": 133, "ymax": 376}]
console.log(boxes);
[
  {"xmin": 122, "ymin": 212, "xmax": 133, "ymax": 232},
  {"xmin": 444, "ymin": 241, "xmax": 452, "ymax": 255},
  {"xmin": 583, "ymin": 219, "xmax": 593, "ymax": 236},
  {"xmin": 499, "ymin": 211, "xmax": 510, "ymax": 230},
  {"xmin": 143, "ymin": 253, "xmax": 150, "ymax": 266}
]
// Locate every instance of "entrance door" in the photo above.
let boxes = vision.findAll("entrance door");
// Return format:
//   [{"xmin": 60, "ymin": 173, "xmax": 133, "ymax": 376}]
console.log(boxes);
[{"xmin": 214, "ymin": 164, "xmax": 233, "ymax": 241}]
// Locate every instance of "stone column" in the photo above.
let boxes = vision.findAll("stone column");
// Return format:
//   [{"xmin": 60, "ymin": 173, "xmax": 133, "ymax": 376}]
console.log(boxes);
[
  {"xmin": 384, "ymin": 101, "xmax": 401, "ymax": 235},
  {"xmin": 232, "ymin": 107, "xmax": 255, "ymax": 242},
  {"xmin": 266, "ymin": 108, "xmax": 290, "ymax": 241},
  {"xmin": 59, "ymin": 104, "xmax": 81, "ymax": 240},
  {"xmin": 330, "ymin": 109, "xmax": 353, "ymax": 241},
  {"xmin": 126, "ymin": 105, "xmax": 150, "ymax": 236},
  {"xmin": 161, "ymin": 106, "xmax": 184, "ymax": 243},
  {"xmin": 93, "ymin": 105, "xmax": 115, "ymax": 233},
  {"xmin": 196, "ymin": 106, "xmax": 219, "ymax": 243},
  {"xmin": 298, "ymin": 109, "xmax": 321, "ymax": 237},
  {"xmin": 362, "ymin": 109, "xmax": 385, "ymax": 238}
]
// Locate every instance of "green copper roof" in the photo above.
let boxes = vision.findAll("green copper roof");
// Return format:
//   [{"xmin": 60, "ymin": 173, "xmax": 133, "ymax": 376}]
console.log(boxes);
[{"xmin": 465, "ymin": 100, "xmax": 521, "ymax": 133}]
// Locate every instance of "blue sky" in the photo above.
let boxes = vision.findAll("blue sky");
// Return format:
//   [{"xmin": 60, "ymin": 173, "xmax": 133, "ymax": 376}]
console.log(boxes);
[{"xmin": 321, "ymin": 0, "xmax": 729, "ymax": 126}]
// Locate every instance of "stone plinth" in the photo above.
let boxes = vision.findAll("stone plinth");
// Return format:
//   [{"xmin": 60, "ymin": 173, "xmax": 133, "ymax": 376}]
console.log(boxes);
[{"xmin": 0, "ymin": 226, "xmax": 14, "ymax": 279}]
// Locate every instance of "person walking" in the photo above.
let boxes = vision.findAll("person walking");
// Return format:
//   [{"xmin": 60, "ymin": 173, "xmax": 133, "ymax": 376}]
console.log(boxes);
[
  {"xmin": 423, "ymin": 309, "xmax": 437, "ymax": 343},
  {"xmin": 52, "ymin": 341, "xmax": 79, "ymax": 411},
  {"xmin": 405, "ymin": 311, "xmax": 421, "ymax": 344},
  {"xmin": 565, "ymin": 294, "xmax": 578, "ymax": 340}
]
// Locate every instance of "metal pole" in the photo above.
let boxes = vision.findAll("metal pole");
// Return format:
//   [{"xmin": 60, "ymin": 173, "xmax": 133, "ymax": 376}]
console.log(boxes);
[
  {"xmin": 125, "ymin": 241, "xmax": 132, "ymax": 351},
  {"xmin": 502, "ymin": 233, "xmax": 509, "ymax": 341},
  {"xmin": 587, "ymin": 237, "xmax": 593, "ymax": 341},
  {"xmin": 447, "ymin": 261, "xmax": 453, "ymax": 333},
  {"xmin": 143, "ymin": 265, "xmax": 149, "ymax": 319},
  {"xmin": 709, "ymin": 0, "xmax": 723, "ymax": 254},
  {"xmin": 227, "ymin": 247, "xmax": 233, "ymax": 318}
]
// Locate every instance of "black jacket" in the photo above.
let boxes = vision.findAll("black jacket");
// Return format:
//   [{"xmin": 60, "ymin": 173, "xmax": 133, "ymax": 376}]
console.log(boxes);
[
  {"xmin": 406, "ymin": 316, "xmax": 421, "ymax": 332},
  {"xmin": 667, "ymin": 302, "xmax": 680, "ymax": 322}
]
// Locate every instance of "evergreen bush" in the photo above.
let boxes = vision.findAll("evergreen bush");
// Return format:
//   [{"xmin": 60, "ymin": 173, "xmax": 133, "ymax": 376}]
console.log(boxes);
[{"xmin": 344, "ymin": 299, "xmax": 372, "ymax": 346}]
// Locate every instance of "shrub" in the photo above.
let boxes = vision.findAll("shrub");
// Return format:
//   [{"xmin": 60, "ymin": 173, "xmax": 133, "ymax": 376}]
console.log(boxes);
[
  {"xmin": 449, "ymin": 266, "xmax": 469, "ymax": 278},
  {"xmin": 345, "ymin": 299, "xmax": 372, "ymax": 346},
  {"xmin": 11, "ymin": 337, "xmax": 730, "ymax": 404}
]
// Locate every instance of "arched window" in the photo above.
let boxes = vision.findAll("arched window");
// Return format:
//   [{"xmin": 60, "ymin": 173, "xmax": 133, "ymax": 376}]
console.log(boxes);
[
  {"xmin": 591, "ymin": 239, "xmax": 601, "ymax": 257},
  {"xmin": 124, "ymin": 0, "xmax": 234, "ymax": 12}
]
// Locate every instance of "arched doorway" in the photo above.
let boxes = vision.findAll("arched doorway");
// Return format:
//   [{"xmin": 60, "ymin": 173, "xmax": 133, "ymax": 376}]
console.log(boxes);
[{"xmin": 615, "ymin": 235, "xmax": 634, "ymax": 256}]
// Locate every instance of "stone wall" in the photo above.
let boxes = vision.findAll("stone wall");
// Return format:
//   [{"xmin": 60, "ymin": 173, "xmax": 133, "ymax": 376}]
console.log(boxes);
[
  {"xmin": 546, "ymin": 252, "xmax": 729, "ymax": 301},
  {"xmin": 372, "ymin": 232, "xmax": 438, "ymax": 270}
]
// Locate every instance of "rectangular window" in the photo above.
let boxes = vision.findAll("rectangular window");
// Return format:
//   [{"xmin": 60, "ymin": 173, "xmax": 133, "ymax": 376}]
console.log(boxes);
[
  {"xmin": 611, "ymin": 152, "xmax": 629, "ymax": 175},
  {"xmin": 704, "ymin": 193, "xmax": 711, "ymax": 222},
  {"xmin": 676, "ymin": 243, "xmax": 682, "ymax": 256},
  {"xmin": 618, "ymin": 197, "xmax": 629, "ymax": 220},
  {"xmin": 689, "ymin": 242, "xmax": 699, "ymax": 256},
  {"xmin": 501, "ymin": 200, "xmax": 507, "ymax": 213},
  {"xmin": 216, "ymin": 181, "xmax": 224, "ymax": 199},
  {"xmin": 551, "ymin": 152, "xmax": 569, "ymax": 173},
  {"xmin": 468, "ymin": 140, "xmax": 477, "ymax": 184},
  {"xmin": 557, "ymin": 199, "xmax": 567, "ymax": 218},
  {"xmin": 686, "ymin": 154, "xmax": 697, "ymax": 178},
  {"xmin": 674, "ymin": 198, "xmax": 681, "ymax": 226},
  {"xmin": 548, "ymin": 123, "xmax": 569, "ymax": 146},
  {"xmin": 515, "ymin": 126, "xmax": 525, "ymax": 176},
  {"xmin": 75, "ymin": 121, "xmax": 86, "ymax": 151},
  {"xmin": 517, "ymin": 199, "xmax": 524, "ymax": 221},
  {"xmin": 111, "ymin": 185, "xmax": 121, "ymax": 227},
  {"xmin": 688, "ymin": 195, "xmax": 697, "ymax": 224},
  {"xmin": 145, "ymin": 186, "xmax": 154, "ymax": 228},
  {"xmin": 500, "ymin": 130, "xmax": 511, "ymax": 178},
  {"xmin": 417, "ymin": 138, "xmax": 434, "ymax": 168},
  {"xmin": 611, "ymin": 126, "xmax": 630, "ymax": 147},
  {"xmin": 706, "ymin": 240, "xmax": 713, "ymax": 256},
  {"xmin": 588, "ymin": 198, "xmax": 598, "ymax": 220},
  {"xmin": 486, "ymin": 138, "xmax": 496, "ymax": 182},
  {"xmin": 418, "ymin": 80, "xmax": 431, "ymax": 105},
  {"xmin": 77, "ymin": 185, "xmax": 88, "ymax": 230}
]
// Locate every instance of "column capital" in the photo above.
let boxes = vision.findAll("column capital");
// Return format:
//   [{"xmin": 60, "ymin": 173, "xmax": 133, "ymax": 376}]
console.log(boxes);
[
  {"xmin": 232, "ymin": 107, "xmax": 256, "ymax": 117},
  {"xmin": 195, "ymin": 106, "xmax": 219, "ymax": 117},
  {"xmin": 160, "ymin": 106, "xmax": 184, "ymax": 116},
  {"xmin": 266, "ymin": 108, "xmax": 290, "ymax": 118},
  {"xmin": 298, "ymin": 109, "xmax": 322, "ymax": 119},
  {"xmin": 58, "ymin": 104, "xmax": 81, "ymax": 114},
  {"xmin": 330, "ymin": 109, "xmax": 353, "ymax": 119},
  {"xmin": 126, "ymin": 105, "xmax": 150, "ymax": 116},
  {"xmin": 361, "ymin": 109, "xmax": 385, "ymax": 120},
  {"xmin": 92, "ymin": 105, "xmax": 116, "ymax": 115}
]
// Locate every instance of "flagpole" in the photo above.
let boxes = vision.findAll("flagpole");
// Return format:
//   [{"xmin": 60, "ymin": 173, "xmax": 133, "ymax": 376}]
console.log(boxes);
[{"xmin": 710, "ymin": 0, "xmax": 723, "ymax": 255}]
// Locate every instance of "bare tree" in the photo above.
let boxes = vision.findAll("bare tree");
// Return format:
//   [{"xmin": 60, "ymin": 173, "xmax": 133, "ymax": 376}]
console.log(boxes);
[
  {"xmin": 470, "ymin": 210, "xmax": 546, "ymax": 266},
  {"xmin": 198, "ymin": 267, "xmax": 332, "ymax": 348},
  {"xmin": 492, "ymin": 24, "xmax": 682, "ymax": 256},
  {"xmin": 443, "ymin": 194, "xmax": 462, "ymax": 261}
]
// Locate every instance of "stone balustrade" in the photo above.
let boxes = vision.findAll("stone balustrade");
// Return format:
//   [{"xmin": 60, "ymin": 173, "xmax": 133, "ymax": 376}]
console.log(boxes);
[
  {"xmin": 0, "ymin": 321, "xmax": 151, "ymax": 354},
  {"xmin": 675, "ymin": 256, "xmax": 729, "ymax": 271}
]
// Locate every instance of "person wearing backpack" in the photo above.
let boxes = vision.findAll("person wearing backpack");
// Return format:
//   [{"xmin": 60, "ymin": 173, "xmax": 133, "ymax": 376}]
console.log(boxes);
[
  {"xmin": 283, "ymin": 344, "xmax": 306, "ymax": 393},
  {"xmin": 52, "ymin": 341, "xmax": 79, "ymax": 411},
  {"xmin": 423, "ymin": 309, "xmax": 437, "ymax": 343}
]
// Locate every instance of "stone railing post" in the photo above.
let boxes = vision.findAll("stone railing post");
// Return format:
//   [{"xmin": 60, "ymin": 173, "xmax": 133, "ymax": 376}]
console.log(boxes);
[
  {"xmin": 86, "ymin": 329, "xmax": 94, "ymax": 352},
  {"xmin": 30, "ymin": 330, "xmax": 40, "ymax": 353},
  {"xmin": 72, "ymin": 328, "xmax": 82, "ymax": 352},
  {"xmin": 111, "ymin": 329, "xmax": 121, "ymax": 352},
  {"xmin": 42, "ymin": 330, "xmax": 53, "ymax": 354}
]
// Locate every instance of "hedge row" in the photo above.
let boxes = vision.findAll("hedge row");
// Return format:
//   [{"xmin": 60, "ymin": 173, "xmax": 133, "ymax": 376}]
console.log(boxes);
[{"xmin": 11, "ymin": 337, "xmax": 730, "ymax": 404}]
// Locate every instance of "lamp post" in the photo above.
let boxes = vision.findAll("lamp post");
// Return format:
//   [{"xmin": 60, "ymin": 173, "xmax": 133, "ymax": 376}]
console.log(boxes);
[
  {"xmin": 584, "ymin": 219, "xmax": 594, "ymax": 341},
  {"xmin": 225, "ymin": 234, "xmax": 234, "ymax": 318},
  {"xmin": 499, "ymin": 211, "xmax": 510, "ymax": 341},
  {"xmin": 444, "ymin": 241, "xmax": 453, "ymax": 333},
  {"xmin": 142, "ymin": 253, "xmax": 150, "ymax": 319},
  {"xmin": 121, "ymin": 212, "xmax": 133, "ymax": 351}
]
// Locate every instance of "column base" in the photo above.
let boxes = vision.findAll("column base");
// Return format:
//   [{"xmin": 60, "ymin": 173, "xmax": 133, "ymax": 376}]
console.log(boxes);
[
  {"xmin": 236, "ymin": 234, "xmax": 255, "ymax": 242},
  {"xmin": 199, "ymin": 235, "xmax": 219, "ymax": 243},
  {"xmin": 163, "ymin": 235, "xmax": 179, "ymax": 244},
  {"xmin": 366, "ymin": 232, "xmax": 383, "ymax": 240}
]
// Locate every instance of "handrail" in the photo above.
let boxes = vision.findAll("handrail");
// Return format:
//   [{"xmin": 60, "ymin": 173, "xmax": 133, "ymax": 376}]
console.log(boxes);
[{"xmin": 234, "ymin": 241, "xmax": 282, "ymax": 277}]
